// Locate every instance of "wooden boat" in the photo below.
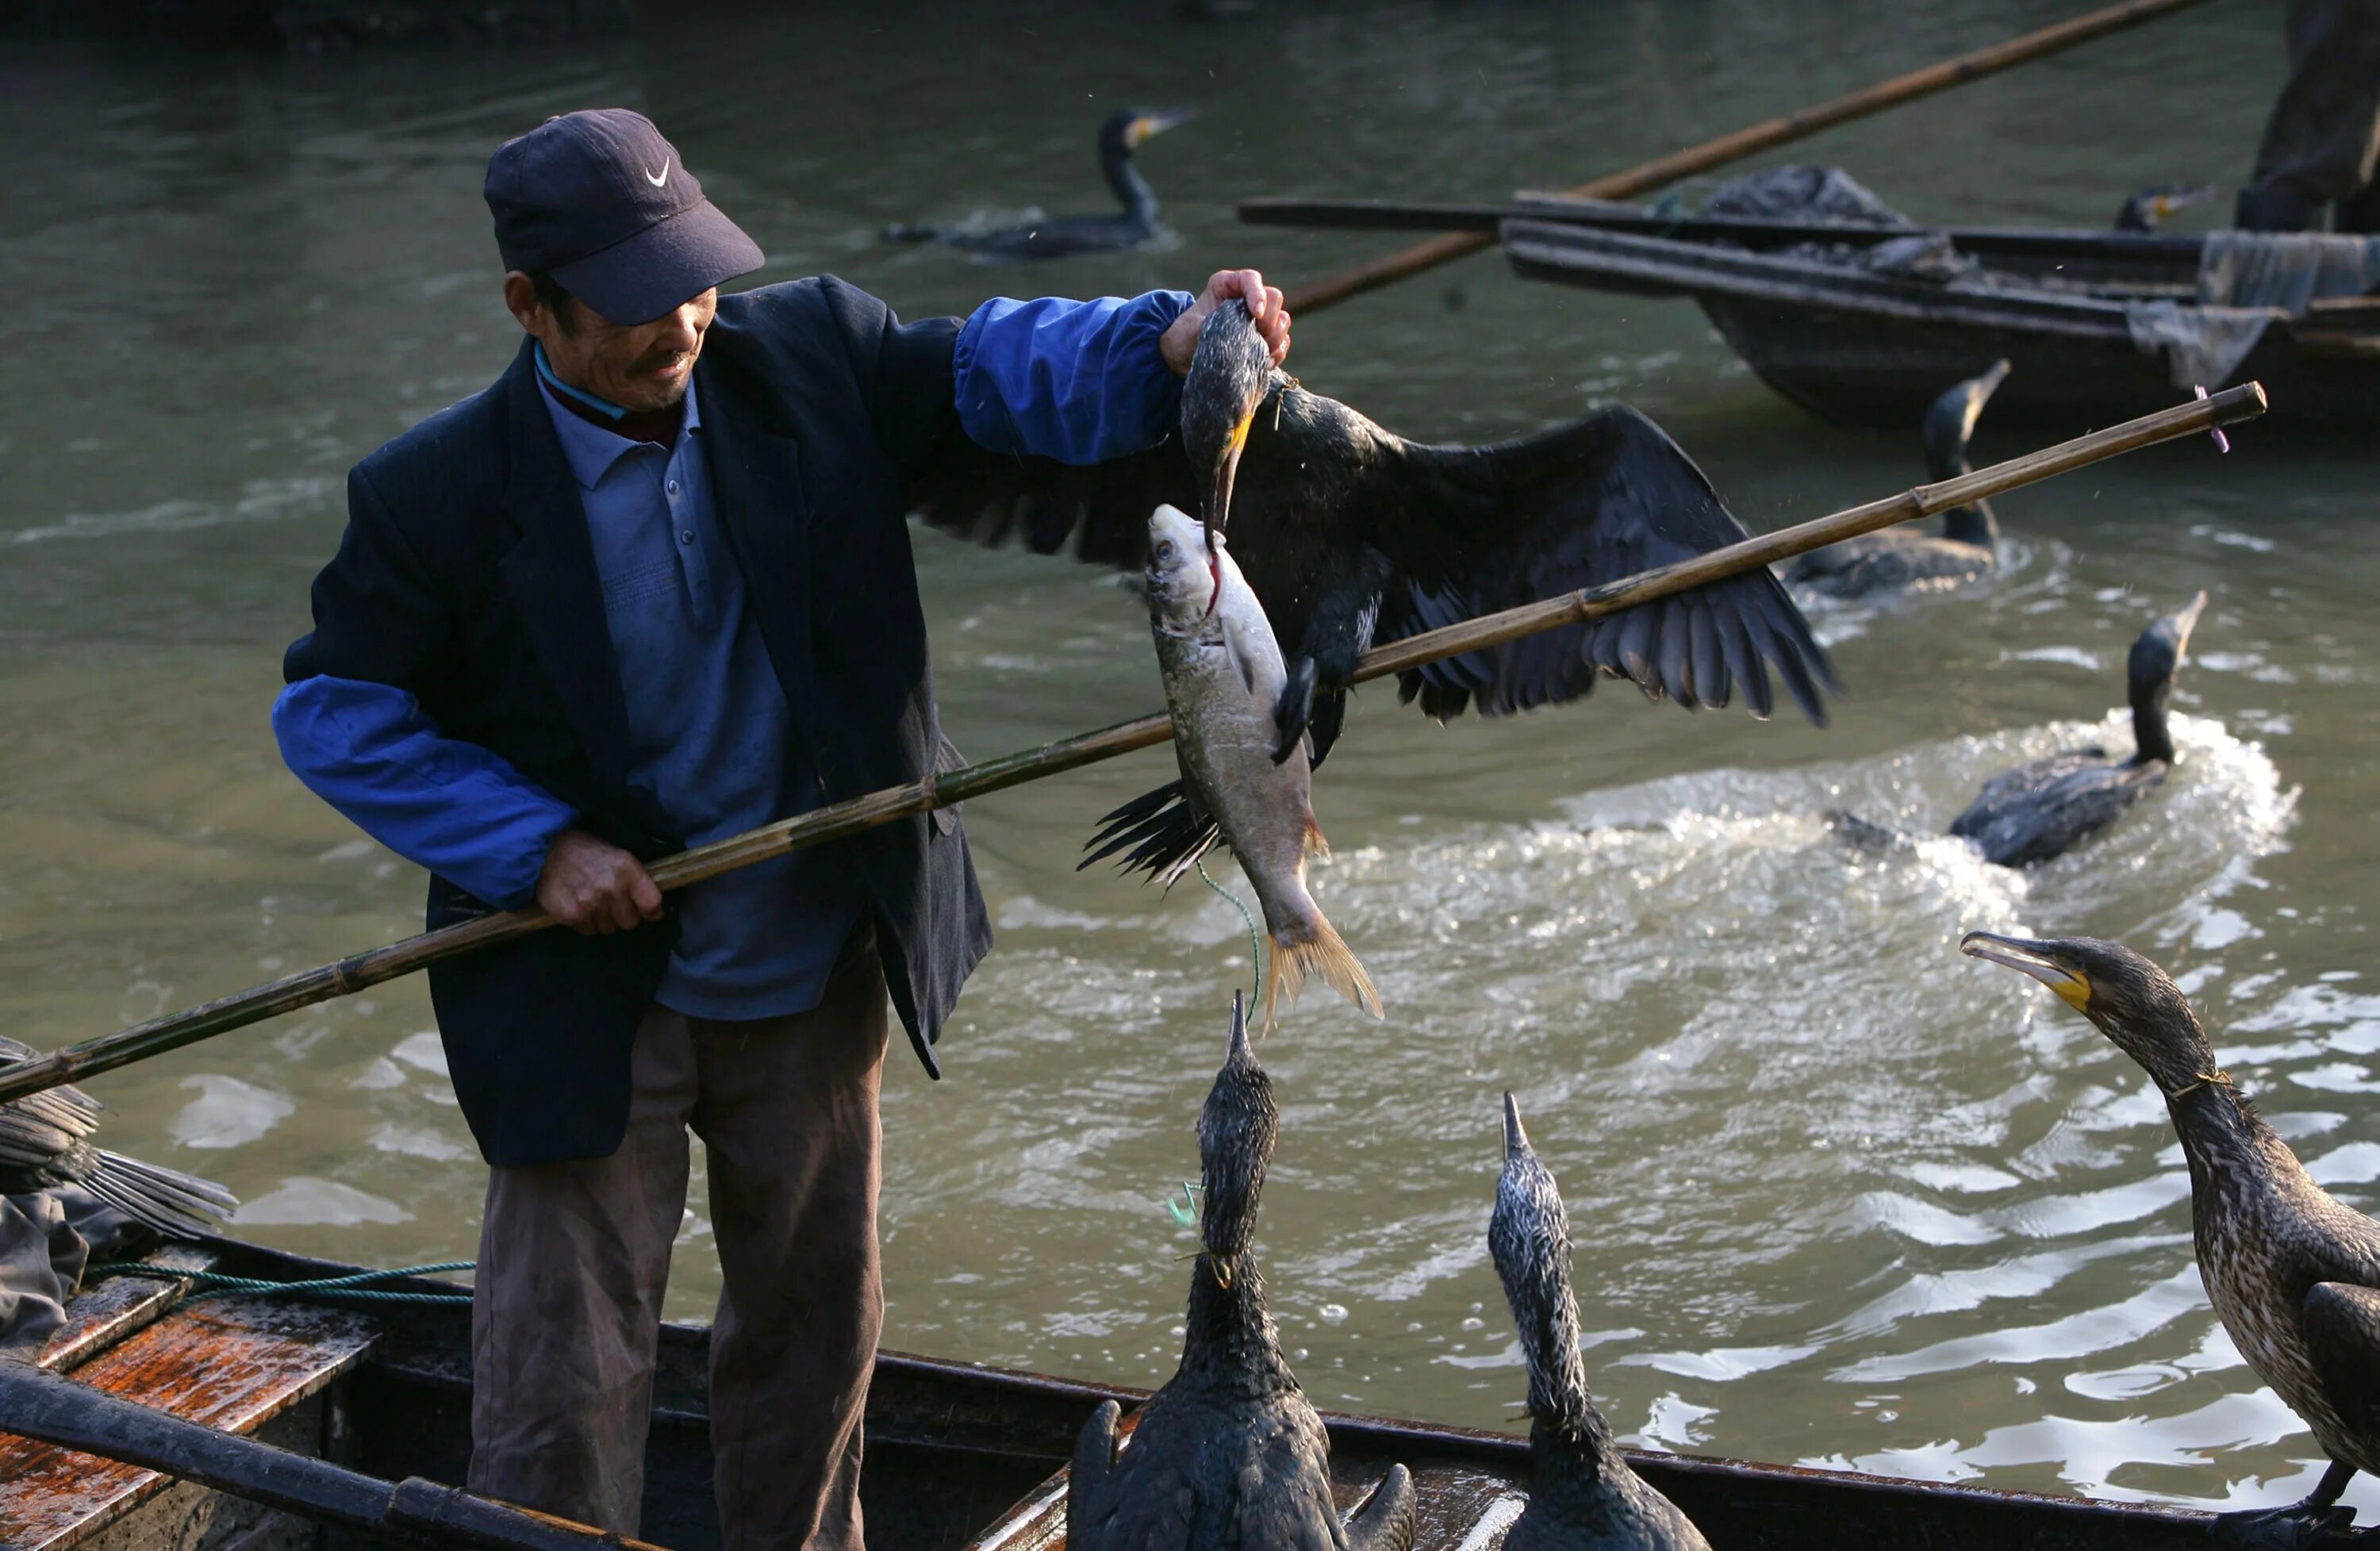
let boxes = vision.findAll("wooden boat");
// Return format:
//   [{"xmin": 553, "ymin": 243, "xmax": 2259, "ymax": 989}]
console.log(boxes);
[
  {"xmin": 1240, "ymin": 195, "xmax": 2380, "ymax": 435},
  {"xmin": 0, "ymin": 1235, "xmax": 2240, "ymax": 1551}
]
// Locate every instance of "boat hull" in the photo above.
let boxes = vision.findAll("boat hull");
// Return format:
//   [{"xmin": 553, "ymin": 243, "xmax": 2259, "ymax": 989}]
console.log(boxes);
[{"xmin": 1, "ymin": 1237, "xmax": 2227, "ymax": 1551}]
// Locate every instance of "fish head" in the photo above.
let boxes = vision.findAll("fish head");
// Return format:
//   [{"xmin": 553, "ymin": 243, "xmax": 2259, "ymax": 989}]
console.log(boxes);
[
  {"xmin": 1959, "ymin": 931, "xmax": 2217, "ymax": 1092},
  {"xmin": 1179, "ymin": 298, "xmax": 1276, "ymax": 601},
  {"xmin": 1196, "ymin": 991, "xmax": 1277, "ymax": 1258},
  {"xmin": 1145, "ymin": 503, "xmax": 1228, "ymax": 628}
]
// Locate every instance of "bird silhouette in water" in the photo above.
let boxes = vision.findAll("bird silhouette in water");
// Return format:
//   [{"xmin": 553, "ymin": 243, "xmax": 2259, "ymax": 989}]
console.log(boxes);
[
  {"xmin": 1491, "ymin": 1094, "xmax": 1710, "ymax": 1551},
  {"xmin": 883, "ymin": 109, "xmax": 1194, "ymax": 259},
  {"xmin": 1948, "ymin": 591, "xmax": 2207, "ymax": 866},
  {"xmin": 2114, "ymin": 182, "xmax": 2215, "ymax": 232},
  {"xmin": 0, "ymin": 1039, "xmax": 236, "ymax": 1238},
  {"xmin": 1787, "ymin": 360, "xmax": 2010, "ymax": 600},
  {"xmin": 916, "ymin": 299, "xmax": 1832, "ymax": 787},
  {"xmin": 1069, "ymin": 994, "xmax": 1416, "ymax": 1551},
  {"xmin": 1963, "ymin": 934, "xmax": 2380, "ymax": 1550}
]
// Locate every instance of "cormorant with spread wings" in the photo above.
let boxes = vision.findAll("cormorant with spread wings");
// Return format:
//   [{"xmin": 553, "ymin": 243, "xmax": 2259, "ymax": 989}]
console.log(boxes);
[{"xmin": 912, "ymin": 300, "xmax": 1834, "ymax": 769}]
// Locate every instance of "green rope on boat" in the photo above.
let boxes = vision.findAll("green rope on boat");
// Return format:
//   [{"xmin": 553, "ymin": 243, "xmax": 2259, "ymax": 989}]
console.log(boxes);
[
  {"xmin": 1194, "ymin": 857, "xmax": 1262, "ymax": 1011},
  {"xmin": 88, "ymin": 1260, "xmax": 475, "ymax": 1307}
]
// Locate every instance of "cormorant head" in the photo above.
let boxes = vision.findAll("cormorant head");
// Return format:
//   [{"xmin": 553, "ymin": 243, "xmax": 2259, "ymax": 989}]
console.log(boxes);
[
  {"xmin": 1180, "ymin": 298, "xmax": 1279, "ymax": 598},
  {"xmin": 1921, "ymin": 359, "xmax": 2010, "ymax": 482},
  {"xmin": 1960, "ymin": 932, "xmax": 2223, "ymax": 1096},
  {"xmin": 1488, "ymin": 1093, "xmax": 1597, "ymax": 1437},
  {"xmin": 2126, "ymin": 590, "xmax": 2206, "ymax": 765},
  {"xmin": 2114, "ymin": 182, "xmax": 2215, "ymax": 232},
  {"xmin": 1197, "ymin": 992, "xmax": 1278, "ymax": 1261},
  {"xmin": 1100, "ymin": 107, "xmax": 1196, "ymax": 159}
]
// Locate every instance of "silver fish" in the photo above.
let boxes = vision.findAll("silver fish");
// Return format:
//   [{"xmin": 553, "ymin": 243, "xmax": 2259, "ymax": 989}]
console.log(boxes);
[{"xmin": 1086, "ymin": 505, "xmax": 1380, "ymax": 1029}]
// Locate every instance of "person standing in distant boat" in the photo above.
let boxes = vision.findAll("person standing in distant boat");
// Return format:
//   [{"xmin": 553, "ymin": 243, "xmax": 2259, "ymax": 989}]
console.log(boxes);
[
  {"xmin": 272, "ymin": 108, "xmax": 1288, "ymax": 1551},
  {"xmin": 2236, "ymin": 0, "xmax": 2380, "ymax": 231}
]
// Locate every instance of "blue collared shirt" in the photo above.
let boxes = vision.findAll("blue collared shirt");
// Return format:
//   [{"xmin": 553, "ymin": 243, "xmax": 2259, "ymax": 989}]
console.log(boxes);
[{"xmin": 275, "ymin": 288, "xmax": 1191, "ymax": 1019}]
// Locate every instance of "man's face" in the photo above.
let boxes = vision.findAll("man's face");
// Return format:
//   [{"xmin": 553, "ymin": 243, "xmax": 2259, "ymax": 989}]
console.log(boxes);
[{"xmin": 503, "ymin": 273, "xmax": 718, "ymax": 413}]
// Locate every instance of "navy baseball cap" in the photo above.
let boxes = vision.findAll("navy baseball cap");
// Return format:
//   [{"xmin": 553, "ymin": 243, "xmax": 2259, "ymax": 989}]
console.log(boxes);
[{"xmin": 485, "ymin": 109, "xmax": 764, "ymax": 326}]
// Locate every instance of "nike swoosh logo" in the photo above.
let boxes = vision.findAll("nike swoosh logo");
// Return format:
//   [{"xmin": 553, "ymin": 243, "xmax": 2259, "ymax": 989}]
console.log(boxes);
[{"xmin": 645, "ymin": 159, "xmax": 670, "ymax": 189}]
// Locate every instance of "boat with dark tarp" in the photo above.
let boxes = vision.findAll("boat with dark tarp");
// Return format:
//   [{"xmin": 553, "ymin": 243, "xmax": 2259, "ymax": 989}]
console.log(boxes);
[
  {"xmin": 1242, "ymin": 179, "xmax": 2380, "ymax": 436},
  {"xmin": 0, "ymin": 1234, "xmax": 2238, "ymax": 1551}
]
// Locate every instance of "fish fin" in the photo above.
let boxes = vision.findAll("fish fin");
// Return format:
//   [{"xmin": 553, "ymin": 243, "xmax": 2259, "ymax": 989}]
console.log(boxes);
[
  {"xmin": 1302, "ymin": 812, "xmax": 1330, "ymax": 859},
  {"xmin": 1263, "ymin": 916, "xmax": 1383, "ymax": 1029},
  {"xmin": 1080, "ymin": 779, "xmax": 1221, "ymax": 887},
  {"xmin": 1222, "ymin": 613, "xmax": 1264, "ymax": 699}
]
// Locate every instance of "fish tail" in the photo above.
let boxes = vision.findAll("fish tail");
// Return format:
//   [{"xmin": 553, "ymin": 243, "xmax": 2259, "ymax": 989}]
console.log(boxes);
[{"xmin": 1262, "ymin": 912, "xmax": 1383, "ymax": 1029}]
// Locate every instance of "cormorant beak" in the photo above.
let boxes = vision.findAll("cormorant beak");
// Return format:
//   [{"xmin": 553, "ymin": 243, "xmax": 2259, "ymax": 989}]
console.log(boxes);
[
  {"xmin": 1960, "ymin": 931, "xmax": 2092, "ymax": 1011},
  {"xmin": 1128, "ymin": 109, "xmax": 1197, "ymax": 147},
  {"xmin": 1960, "ymin": 359, "xmax": 2012, "ymax": 437},
  {"xmin": 1227, "ymin": 989, "xmax": 1251, "ymax": 1058},
  {"xmin": 2167, "ymin": 590, "xmax": 2209, "ymax": 663},
  {"xmin": 1502, "ymin": 1092, "xmax": 1530, "ymax": 1158},
  {"xmin": 1201, "ymin": 406, "xmax": 1255, "ymax": 615}
]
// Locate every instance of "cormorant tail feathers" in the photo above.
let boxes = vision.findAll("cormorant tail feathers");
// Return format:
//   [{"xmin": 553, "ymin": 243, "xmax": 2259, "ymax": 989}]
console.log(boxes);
[
  {"xmin": 1079, "ymin": 779, "xmax": 1221, "ymax": 888},
  {"xmin": 1264, "ymin": 918, "xmax": 1381, "ymax": 1030},
  {"xmin": 1342, "ymin": 1462, "xmax": 1418, "ymax": 1551},
  {"xmin": 1070, "ymin": 1397, "xmax": 1121, "ymax": 1495}
]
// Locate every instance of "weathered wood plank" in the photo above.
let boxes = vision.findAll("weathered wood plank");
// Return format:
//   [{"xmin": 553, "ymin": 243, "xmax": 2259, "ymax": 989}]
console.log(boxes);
[
  {"xmin": 0, "ymin": 1296, "xmax": 378, "ymax": 1551},
  {"xmin": 36, "ymin": 1250, "xmax": 217, "ymax": 1374}
]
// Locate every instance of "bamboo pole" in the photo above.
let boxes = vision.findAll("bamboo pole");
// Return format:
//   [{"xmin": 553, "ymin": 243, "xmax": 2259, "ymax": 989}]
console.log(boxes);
[
  {"xmin": 0, "ymin": 382, "xmax": 2267, "ymax": 1106},
  {"xmin": 1282, "ymin": 0, "xmax": 2217, "ymax": 315}
]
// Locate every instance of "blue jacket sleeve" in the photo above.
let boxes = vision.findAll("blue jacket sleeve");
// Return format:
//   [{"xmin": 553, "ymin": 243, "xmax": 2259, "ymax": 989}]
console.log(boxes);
[
  {"xmin": 274, "ymin": 675, "xmax": 578, "ymax": 910},
  {"xmin": 952, "ymin": 290, "xmax": 1195, "ymax": 464}
]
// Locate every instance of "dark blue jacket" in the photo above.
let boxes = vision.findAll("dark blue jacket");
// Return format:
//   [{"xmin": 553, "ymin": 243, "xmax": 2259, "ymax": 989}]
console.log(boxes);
[{"xmin": 284, "ymin": 278, "xmax": 994, "ymax": 1166}]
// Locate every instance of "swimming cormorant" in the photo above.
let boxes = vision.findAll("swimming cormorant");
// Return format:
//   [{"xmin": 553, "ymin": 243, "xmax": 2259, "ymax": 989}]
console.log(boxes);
[
  {"xmin": 1069, "ymin": 995, "xmax": 1416, "ymax": 1551},
  {"xmin": 1961, "ymin": 933, "xmax": 2380, "ymax": 1549},
  {"xmin": 883, "ymin": 109, "xmax": 1194, "ymax": 260},
  {"xmin": 1787, "ymin": 361, "xmax": 2010, "ymax": 599},
  {"xmin": 2113, "ymin": 183, "xmax": 2215, "ymax": 232},
  {"xmin": 0, "ymin": 1038, "xmax": 237, "ymax": 1238},
  {"xmin": 1491, "ymin": 1094, "xmax": 1711, "ymax": 1551},
  {"xmin": 1948, "ymin": 591, "xmax": 2207, "ymax": 866},
  {"xmin": 916, "ymin": 300, "xmax": 1834, "ymax": 770}
]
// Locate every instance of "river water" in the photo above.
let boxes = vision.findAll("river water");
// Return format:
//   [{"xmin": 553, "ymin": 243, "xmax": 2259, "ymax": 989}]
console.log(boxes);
[{"xmin": 7, "ymin": 0, "xmax": 2379, "ymax": 1522}]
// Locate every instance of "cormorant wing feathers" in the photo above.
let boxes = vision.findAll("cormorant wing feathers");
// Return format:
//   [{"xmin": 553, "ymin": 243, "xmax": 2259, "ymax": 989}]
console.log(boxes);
[
  {"xmin": 1377, "ymin": 407, "xmax": 1834, "ymax": 724},
  {"xmin": 908, "ymin": 434, "xmax": 1188, "ymax": 571},
  {"xmin": 1949, "ymin": 752, "xmax": 2158, "ymax": 868},
  {"xmin": 2302, "ymin": 1281, "xmax": 2380, "ymax": 1443},
  {"xmin": 1079, "ymin": 774, "xmax": 1222, "ymax": 886}
]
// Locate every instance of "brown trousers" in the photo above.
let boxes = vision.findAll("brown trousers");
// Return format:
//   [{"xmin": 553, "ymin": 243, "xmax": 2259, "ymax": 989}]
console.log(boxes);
[{"xmin": 468, "ymin": 937, "xmax": 889, "ymax": 1551}]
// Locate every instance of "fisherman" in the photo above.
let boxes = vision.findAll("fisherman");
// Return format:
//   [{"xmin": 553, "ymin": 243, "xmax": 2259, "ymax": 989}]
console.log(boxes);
[
  {"xmin": 272, "ymin": 108, "xmax": 1288, "ymax": 1551},
  {"xmin": 2236, "ymin": 0, "xmax": 2380, "ymax": 231}
]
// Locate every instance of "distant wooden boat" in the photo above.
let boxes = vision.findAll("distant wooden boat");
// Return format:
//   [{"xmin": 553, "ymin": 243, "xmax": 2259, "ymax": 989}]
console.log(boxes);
[
  {"xmin": 1, "ymin": 1236, "xmax": 2227, "ymax": 1550},
  {"xmin": 1501, "ymin": 216, "xmax": 2379, "ymax": 435},
  {"xmin": 1237, "ymin": 195, "xmax": 2379, "ymax": 436}
]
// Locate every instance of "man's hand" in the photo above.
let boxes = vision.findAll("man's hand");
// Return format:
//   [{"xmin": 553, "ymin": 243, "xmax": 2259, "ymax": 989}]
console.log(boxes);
[
  {"xmin": 537, "ymin": 828, "xmax": 666, "ymax": 935},
  {"xmin": 1161, "ymin": 269, "xmax": 1291, "ymax": 377}
]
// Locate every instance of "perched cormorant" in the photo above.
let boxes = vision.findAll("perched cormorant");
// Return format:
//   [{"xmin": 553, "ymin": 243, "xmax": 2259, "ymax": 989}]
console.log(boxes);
[
  {"xmin": 1787, "ymin": 361, "xmax": 2010, "ymax": 599},
  {"xmin": 916, "ymin": 300, "xmax": 1835, "ymax": 770},
  {"xmin": 1491, "ymin": 1094, "xmax": 1711, "ymax": 1551},
  {"xmin": 1961, "ymin": 933, "xmax": 2380, "ymax": 1549},
  {"xmin": 883, "ymin": 109, "xmax": 1195, "ymax": 260},
  {"xmin": 1948, "ymin": 591, "xmax": 2208, "ymax": 866},
  {"xmin": 2114, "ymin": 182, "xmax": 2216, "ymax": 232},
  {"xmin": 0, "ymin": 1038, "xmax": 237, "ymax": 1238},
  {"xmin": 1069, "ymin": 995, "xmax": 1416, "ymax": 1551}
]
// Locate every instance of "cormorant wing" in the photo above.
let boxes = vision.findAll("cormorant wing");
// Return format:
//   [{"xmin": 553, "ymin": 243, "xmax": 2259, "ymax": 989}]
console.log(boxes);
[
  {"xmin": 1376, "ymin": 407, "xmax": 1834, "ymax": 724},
  {"xmin": 907, "ymin": 436, "xmax": 1189, "ymax": 571},
  {"xmin": 2303, "ymin": 1280, "xmax": 2380, "ymax": 1443}
]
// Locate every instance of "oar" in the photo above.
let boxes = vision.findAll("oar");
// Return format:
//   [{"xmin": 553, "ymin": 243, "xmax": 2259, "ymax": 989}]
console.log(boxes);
[
  {"xmin": 1283, "ymin": 0, "xmax": 2216, "ymax": 314},
  {"xmin": 0, "ymin": 1359, "xmax": 666, "ymax": 1551},
  {"xmin": 0, "ymin": 383, "xmax": 2267, "ymax": 1107}
]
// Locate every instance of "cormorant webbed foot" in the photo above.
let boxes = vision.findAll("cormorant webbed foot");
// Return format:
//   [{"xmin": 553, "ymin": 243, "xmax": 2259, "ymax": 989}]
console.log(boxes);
[
  {"xmin": 1342, "ymin": 1462, "xmax": 1418, "ymax": 1551},
  {"xmin": 2213, "ymin": 1461, "xmax": 2361, "ymax": 1549},
  {"xmin": 1272, "ymin": 656, "xmax": 1317, "ymax": 766}
]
